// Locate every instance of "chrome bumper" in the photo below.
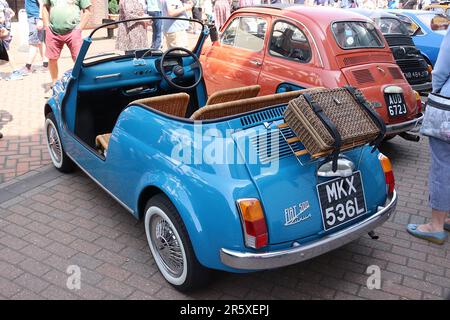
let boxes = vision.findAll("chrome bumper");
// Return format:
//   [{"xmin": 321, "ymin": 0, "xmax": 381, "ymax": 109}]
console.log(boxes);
[
  {"xmin": 386, "ymin": 113, "xmax": 424, "ymax": 135},
  {"xmin": 220, "ymin": 191, "xmax": 397, "ymax": 270},
  {"xmin": 411, "ymin": 82, "xmax": 432, "ymax": 93}
]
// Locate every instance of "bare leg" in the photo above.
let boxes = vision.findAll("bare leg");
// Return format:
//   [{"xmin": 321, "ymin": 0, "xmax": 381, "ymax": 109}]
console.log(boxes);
[
  {"xmin": 7, "ymin": 53, "xmax": 17, "ymax": 71},
  {"xmin": 39, "ymin": 43, "xmax": 48, "ymax": 64},
  {"xmin": 417, "ymin": 209, "xmax": 448, "ymax": 232},
  {"xmin": 48, "ymin": 59, "xmax": 58, "ymax": 85},
  {"xmin": 27, "ymin": 44, "xmax": 38, "ymax": 66}
]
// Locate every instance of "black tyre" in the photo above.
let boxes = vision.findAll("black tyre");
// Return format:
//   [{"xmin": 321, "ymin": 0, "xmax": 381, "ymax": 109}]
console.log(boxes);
[
  {"xmin": 144, "ymin": 194, "xmax": 210, "ymax": 291},
  {"xmin": 45, "ymin": 112, "xmax": 75, "ymax": 173}
]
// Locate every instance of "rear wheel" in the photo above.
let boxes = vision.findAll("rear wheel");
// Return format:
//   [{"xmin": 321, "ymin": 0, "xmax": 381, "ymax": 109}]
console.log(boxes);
[
  {"xmin": 45, "ymin": 113, "xmax": 75, "ymax": 173},
  {"xmin": 144, "ymin": 194, "xmax": 210, "ymax": 291}
]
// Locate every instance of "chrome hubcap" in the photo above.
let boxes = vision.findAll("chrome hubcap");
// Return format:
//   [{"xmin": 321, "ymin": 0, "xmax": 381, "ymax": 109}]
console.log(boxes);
[
  {"xmin": 47, "ymin": 124, "xmax": 62, "ymax": 164},
  {"xmin": 151, "ymin": 216, "xmax": 184, "ymax": 277}
]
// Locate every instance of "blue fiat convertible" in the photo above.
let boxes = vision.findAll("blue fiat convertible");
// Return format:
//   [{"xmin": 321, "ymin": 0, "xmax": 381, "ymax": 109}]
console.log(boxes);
[{"xmin": 44, "ymin": 17, "xmax": 397, "ymax": 291}]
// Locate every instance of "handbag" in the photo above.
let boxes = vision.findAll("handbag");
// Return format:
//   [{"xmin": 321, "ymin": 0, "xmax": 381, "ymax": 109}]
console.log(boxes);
[{"xmin": 420, "ymin": 93, "xmax": 450, "ymax": 142}]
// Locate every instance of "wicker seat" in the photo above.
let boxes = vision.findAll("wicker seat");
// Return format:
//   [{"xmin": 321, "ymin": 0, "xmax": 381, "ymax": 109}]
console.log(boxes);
[
  {"xmin": 95, "ymin": 93, "xmax": 190, "ymax": 155},
  {"xmin": 132, "ymin": 92, "xmax": 190, "ymax": 117},
  {"xmin": 205, "ymin": 85, "xmax": 261, "ymax": 106},
  {"xmin": 190, "ymin": 90, "xmax": 309, "ymax": 120}
]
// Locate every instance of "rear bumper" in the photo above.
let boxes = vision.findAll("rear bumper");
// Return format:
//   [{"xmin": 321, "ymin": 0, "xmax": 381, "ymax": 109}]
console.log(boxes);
[
  {"xmin": 411, "ymin": 82, "xmax": 432, "ymax": 93},
  {"xmin": 220, "ymin": 191, "xmax": 397, "ymax": 271},
  {"xmin": 386, "ymin": 113, "xmax": 424, "ymax": 135}
]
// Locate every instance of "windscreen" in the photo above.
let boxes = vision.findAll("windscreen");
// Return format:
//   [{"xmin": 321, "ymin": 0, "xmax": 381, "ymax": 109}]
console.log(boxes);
[
  {"xmin": 375, "ymin": 17, "xmax": 410, "ymax": 36},
  {"xmin": 83, "ymin": 17, "xmax": 204, "ymax": 64}
]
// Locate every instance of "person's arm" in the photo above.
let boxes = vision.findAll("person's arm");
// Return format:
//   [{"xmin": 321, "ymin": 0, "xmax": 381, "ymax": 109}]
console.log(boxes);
[
  {"xmin": 36, "ymin": 0, "xmax": 44, "ymax": 29},
  {"xmin": 166, "ymin": 0, "xmax": 193, "ymax": 17},
  {"xmin": 78, "ymin": 5, "xmax": 92, "ymax": 30},
  {"xmin": 431, "ymin": 30, "xmax": 450, "ymax": 93},
  {"xmin": 42, "ymin": 1, "xmax": 50, "ymax": 28}
]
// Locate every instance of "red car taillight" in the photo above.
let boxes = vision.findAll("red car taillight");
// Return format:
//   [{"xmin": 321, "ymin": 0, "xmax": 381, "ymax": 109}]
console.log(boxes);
[
  {"xmin": 237, "ymin": 199, "xmax": 268, "ymax": 249},
  {"xmin": 415, "ymin": 90, "xmax": 422, "ymax": 114},
  {"xmin": 378, "ymin": 153, "xmax": 395, "ymax": 195}
]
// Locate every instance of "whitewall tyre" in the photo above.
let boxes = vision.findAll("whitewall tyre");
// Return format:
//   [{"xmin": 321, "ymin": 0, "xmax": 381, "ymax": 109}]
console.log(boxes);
[
  {"xmin": 45, "ymin": 113, "xmax": 75, "ymax": 173},
  {"xmin": 144, "ymin": 194, "xmax": 210, "ymax": 291}
]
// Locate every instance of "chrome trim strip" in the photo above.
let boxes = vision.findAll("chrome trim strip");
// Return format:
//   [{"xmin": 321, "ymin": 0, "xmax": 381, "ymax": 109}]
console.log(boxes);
[
  {"xmin": 66, "ymin": 154, "xmax": 134, "ymax": 214},
  {"xmin": 385, "ymin": 113, "xmax": 424, "ymax": 134},
  {"xmin": 95, "ymin": 73, "xmax": 121, "ymax": 80},
  {"xmin": 220, "ymin": 191, "xmax": 397, "ymax": 270},
  {"xmin": 411, "ymin": 82, "xmax": 432, "ymax": 92}
]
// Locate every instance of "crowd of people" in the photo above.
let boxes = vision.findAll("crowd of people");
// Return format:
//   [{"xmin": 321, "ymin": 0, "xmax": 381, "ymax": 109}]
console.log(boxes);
[{"xmin": 0, "ymin": 0, "xmax": 444, "ymax": 82}]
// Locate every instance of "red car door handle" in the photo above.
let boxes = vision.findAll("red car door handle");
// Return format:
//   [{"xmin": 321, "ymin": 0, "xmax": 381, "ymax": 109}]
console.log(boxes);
[{"xmin": 250, "ymin": 60, "xmax": 263, "ymax": 66}]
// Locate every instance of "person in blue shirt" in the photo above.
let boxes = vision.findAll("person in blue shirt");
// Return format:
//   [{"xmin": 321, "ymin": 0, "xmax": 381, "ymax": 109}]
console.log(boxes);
[
  {"xmin": 407, "ymin": 29, "xmax": 450, "ymax": 244},
  {"xmin": 147, "ymin": 0, "xmax": 163, "ymax": 50},
  {"xmin": 21, "ymin": 0, "xmax": 48, "ymax": 75}
]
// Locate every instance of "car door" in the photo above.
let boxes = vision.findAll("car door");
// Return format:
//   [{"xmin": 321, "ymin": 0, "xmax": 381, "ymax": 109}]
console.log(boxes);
[
  {"xmin": 258, "ymin": 19, "xmax": 323, "ymax": 96},
  {"xmin": 202, "ymin": 14, "xmax": 269, "ymax": 95}
]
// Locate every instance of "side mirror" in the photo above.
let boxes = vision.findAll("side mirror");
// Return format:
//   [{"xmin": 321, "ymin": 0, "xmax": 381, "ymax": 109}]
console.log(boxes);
[{"xmin": 209, "ymin": 24, "xmax": 219, "ymax": 42}]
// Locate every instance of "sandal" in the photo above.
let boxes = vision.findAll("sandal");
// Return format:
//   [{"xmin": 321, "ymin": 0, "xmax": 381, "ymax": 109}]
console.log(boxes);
[
  {"xmin": 445, "ymin": 222, "xmax": 450, "ymax": 232},
  {"xmin": 406, "ymin": 224, "xmax": 447, "ymax": 245}
]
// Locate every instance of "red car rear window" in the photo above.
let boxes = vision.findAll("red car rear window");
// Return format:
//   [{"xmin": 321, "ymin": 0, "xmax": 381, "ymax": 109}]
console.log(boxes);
[{"xmin": 332, "ymin": 21, "xmax": 384, "ymax": 50}]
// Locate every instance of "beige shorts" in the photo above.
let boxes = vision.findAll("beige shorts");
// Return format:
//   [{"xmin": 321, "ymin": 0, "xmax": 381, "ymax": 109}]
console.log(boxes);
[{"xmin": 165, "ymin": 31, "xmax": 188, "ymax": 49}]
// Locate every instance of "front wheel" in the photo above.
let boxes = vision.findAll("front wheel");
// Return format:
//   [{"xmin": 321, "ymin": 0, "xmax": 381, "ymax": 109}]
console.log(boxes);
[
  {"xmin": 45, "ymin": 112, "xmax": 75, "ymax": 173},
  {"xmin": 144, "ymin": 194, "xmax": 210, "ymax": 291}
]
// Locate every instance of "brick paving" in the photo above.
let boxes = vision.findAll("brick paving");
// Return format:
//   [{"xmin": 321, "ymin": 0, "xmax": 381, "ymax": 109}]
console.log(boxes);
[
  {"xmin": 0, "ymin": 136, "xmax": 449, "ymax": 300},
  {"xmin": 0, "ymin": 23, "xmax": 77, "ymax": 184},
  {"xmin": 0, "ymin": 23, "xmax": 449, "ymax": 301}
]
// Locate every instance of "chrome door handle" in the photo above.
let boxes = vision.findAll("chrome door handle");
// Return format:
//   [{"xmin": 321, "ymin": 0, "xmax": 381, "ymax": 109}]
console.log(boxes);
[{"xmin": 250, "ymin": 60, "xmax": 262, "ymax": 66}]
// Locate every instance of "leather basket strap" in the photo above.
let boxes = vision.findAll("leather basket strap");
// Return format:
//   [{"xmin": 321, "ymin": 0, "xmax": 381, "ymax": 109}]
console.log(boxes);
[
  {"xmin": 303, "ymin": 92, "xmax": 342, "ymax": 171},
  {"xmin": 345, "ymin": 85, "xmax": 386, "ymax": 151}
]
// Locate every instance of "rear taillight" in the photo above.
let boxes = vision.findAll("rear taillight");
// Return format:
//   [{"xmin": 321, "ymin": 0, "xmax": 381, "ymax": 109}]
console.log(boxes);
[
  {"xmin": 237, "ymin": 199, "xmax": 268, "ymax": 249},
  {"xmin": 378, "ymin": 153, "xmax": 395, "ymax": 195},
  {"xmin": 414, "ymin": 90, "xmax": 422, "ymax": 114}
]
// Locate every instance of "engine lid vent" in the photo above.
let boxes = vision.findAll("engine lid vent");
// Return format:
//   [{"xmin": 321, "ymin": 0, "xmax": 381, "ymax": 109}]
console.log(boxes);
[
  {"xmin": 388, "ymin": 67, "xmax": 404, "ymax": 80},
  {"xmin": 352, "ymin": 69, "xmax": 375, "ymax": 84},
  {"xmin": 240, "ymin": 105, "xmax": 286, "ymax": 128},
  {"xmin": 341, "ymin": 54, "xmax": 392, "ymax": 67},
  {"xmin": 250, "ymin": 126, "xmax": 302, "ymax": 164}
]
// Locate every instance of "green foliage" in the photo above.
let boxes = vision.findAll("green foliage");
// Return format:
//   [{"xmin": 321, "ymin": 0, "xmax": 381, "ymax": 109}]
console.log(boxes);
[{"xmin": 108, "ymin": 0, "xmax": 119, "ymax": 15}]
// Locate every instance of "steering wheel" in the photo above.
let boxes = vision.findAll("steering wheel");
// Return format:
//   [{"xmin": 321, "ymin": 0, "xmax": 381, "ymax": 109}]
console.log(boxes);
[{"xmin": 159, "ymin": 47, "xmax": 203, "ymax": 90}]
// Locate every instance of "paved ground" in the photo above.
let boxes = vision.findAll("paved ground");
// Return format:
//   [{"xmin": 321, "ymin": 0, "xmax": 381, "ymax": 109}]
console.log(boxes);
[
  {"xmin": 0, "ymin": 23, "xmax": 449, "ymax": 301},
  {"xmin": 0, "ymin": 136, "xmax": 449, "ymax": 300}
]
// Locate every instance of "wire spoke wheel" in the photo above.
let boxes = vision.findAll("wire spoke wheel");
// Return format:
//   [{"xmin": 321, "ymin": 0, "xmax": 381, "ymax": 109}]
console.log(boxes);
[
  {"xmin": 151, "ymin": 216, "xmax": 185, "ymax": 277},
  {"xmin": 145, "ymin": 204, "xmax": 189, "ymax": 286},
  {"xmin": 45, "ymin": 117, "xmax": 63, "ymax": 168}
]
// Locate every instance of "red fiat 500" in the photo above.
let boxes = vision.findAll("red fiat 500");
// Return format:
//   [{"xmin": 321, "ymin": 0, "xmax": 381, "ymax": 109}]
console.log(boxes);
[{"xmin": 201, "ymin": 5, "xmax": 423, "ymax": 139}]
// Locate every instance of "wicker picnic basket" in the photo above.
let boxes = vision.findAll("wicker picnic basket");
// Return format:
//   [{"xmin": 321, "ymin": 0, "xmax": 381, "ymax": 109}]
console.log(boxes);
[{"xmin": 284, "ymin": 86, "xmax": 385, "ymax": 163}]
